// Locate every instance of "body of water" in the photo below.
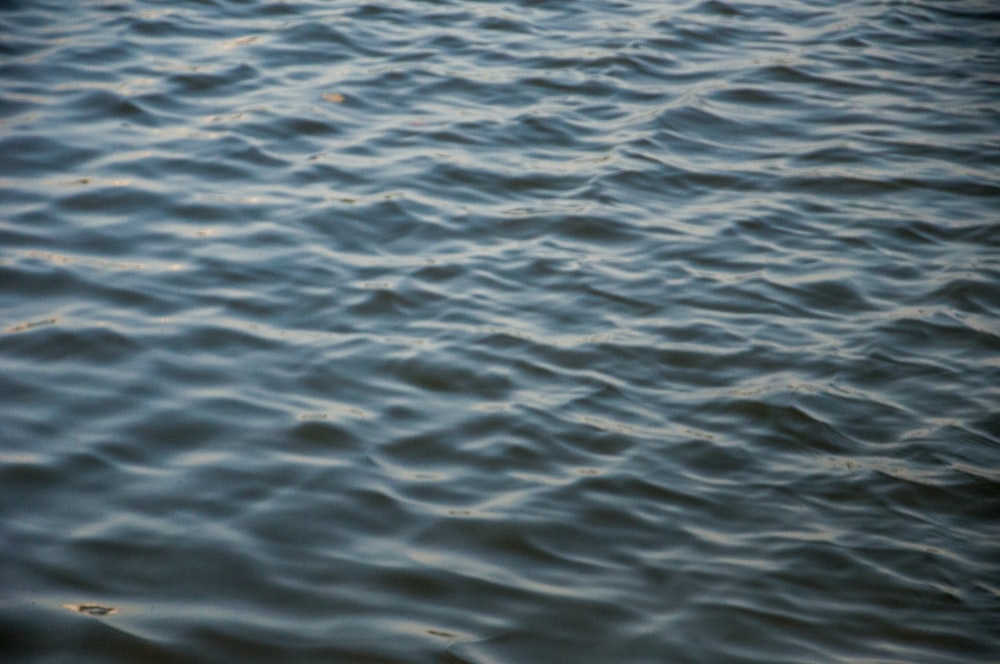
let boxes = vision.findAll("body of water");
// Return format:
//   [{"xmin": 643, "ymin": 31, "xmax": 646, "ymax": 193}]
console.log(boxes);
[{"xmin": 1, "ymin": 0, "xmax": 998, "ymax": 662}]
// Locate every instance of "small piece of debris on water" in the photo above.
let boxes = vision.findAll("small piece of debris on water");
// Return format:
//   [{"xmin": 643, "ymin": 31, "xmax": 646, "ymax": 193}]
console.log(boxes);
[
  {"xmin": 5, "ymin": 318, "xmax": 57, "ymax": 333},
  {"xmin": 63, "ymin": 604, "xmax": 118, "ymax": 616},
  {"xmin": 322, "ymin": 92, "xmax": 345, "ymax": 103}
]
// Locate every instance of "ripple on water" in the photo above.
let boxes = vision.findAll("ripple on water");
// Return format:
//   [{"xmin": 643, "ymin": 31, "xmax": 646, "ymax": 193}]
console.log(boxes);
[{"xmin": 1, "ymin": 0, "xmax": 998, "ymax": 662}]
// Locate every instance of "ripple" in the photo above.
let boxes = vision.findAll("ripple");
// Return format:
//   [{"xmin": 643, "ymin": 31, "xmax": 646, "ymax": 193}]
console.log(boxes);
[{"xmin": 2, "ymin": 0, "xmax": 998, "ymax": 662}]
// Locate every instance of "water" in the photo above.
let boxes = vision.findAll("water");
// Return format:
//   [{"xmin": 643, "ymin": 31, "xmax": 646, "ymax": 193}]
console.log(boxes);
[{"xmin": 1, "ymin": 0, "xmax": 998, "ymax": 661}]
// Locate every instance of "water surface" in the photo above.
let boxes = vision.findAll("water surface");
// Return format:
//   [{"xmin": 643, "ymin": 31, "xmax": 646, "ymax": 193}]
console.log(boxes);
[{"xmin": 1, "ymin": 1, "xmax": 999, "ymax": 662}]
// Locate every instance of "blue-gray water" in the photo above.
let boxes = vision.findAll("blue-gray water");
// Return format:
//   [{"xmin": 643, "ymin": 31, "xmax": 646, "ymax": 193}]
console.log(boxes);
[{"xmin": 1, "ymin": 1, "xmax": 998, "ymax": 662}]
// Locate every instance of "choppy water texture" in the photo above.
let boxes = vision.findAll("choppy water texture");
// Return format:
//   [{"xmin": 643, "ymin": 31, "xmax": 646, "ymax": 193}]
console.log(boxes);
[{"xmin": 2, "ymin": 0, "xmax": 999, "ymax": 662}]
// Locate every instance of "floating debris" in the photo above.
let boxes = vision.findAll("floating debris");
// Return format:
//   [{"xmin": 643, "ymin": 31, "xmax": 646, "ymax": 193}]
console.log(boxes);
[
  {"xmin": 5, "ymin": 318, "xmax": 57, "ymax": 334},
  {"xmin": 63, "ymin": 603, "xmax": 118, "ymax": 617},
  {"xmin": 321, "ymin": 92, "xmax": 345, "ymax": 103}
]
